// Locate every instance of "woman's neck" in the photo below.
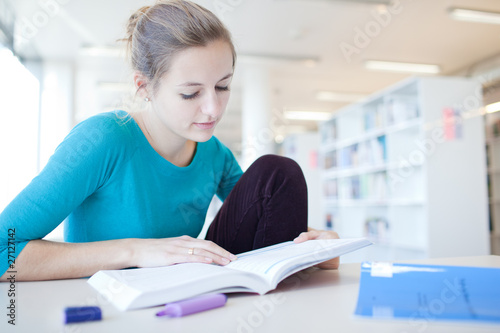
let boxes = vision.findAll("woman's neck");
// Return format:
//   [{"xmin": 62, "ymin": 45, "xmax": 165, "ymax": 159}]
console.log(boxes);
[{"xmin": 132, "ymin": 111, "xmax": 196, "ymax": 167}]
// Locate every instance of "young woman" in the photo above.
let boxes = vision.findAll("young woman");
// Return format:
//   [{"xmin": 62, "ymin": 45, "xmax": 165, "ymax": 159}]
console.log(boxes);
[{"xmin": 0, "ymin": 0, "xmax": 339, "ymax": 282}]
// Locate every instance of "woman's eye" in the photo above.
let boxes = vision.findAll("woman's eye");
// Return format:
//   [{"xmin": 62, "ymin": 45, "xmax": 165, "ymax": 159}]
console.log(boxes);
[
  {"xmin": 216, "ymin": 86, "xmax": 230, "ymax": 92},
  {"xmin": 181, "ymin": 92, "xmax": 199, "ymax": 100},
  {"xmin": 181, "ymin": 86, "xmax": 229, "ymax": 100}
]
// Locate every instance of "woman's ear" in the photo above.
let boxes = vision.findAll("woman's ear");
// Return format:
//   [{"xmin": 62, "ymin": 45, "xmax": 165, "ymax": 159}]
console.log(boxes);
[{"xmin": 133, "ymin": 71, "xmax": 150, "ymax": 99}]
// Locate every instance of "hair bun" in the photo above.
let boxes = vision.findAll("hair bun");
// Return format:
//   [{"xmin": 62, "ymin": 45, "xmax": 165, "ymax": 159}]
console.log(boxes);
[{"xmin": 123, "ymin": 6, "xmax": 151, "ymax": 45}]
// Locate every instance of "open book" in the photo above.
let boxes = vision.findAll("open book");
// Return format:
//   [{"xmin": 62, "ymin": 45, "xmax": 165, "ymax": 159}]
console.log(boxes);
[{"xmin": 88, "ymin": 238, "xmax": 371, "ymax": 311}]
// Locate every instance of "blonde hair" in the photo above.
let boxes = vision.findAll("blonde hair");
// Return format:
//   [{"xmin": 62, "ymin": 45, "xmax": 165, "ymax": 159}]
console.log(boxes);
[{"xmin": 123, "ymin": 0, "xmax": 236, "ymax": 96}]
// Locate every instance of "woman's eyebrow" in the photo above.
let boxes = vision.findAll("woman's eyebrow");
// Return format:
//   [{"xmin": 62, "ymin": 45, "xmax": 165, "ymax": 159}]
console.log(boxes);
[
  {"xmin": 218, "ymin": 73, "xmax": 233, "ymax": 82},
  {"xmin": 177, "ymin": 73, "xmax": 233, "ymax": 87}
]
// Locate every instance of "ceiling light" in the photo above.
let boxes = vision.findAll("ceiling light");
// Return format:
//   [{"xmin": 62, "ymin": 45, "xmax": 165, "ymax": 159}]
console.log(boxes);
[
  {"xmin": 364, "ymin": 60, "xmax": 441, "ymax": 74},
  {"xmin": 449, "ymin": 8, "xmax": 500, "ymax": 25},
  {"xmin": 486, "ymin": 101, "xmax": 500, "ymax": 113},
  {"xmin": 284, "ymin": 111, "xmax": 333, "ymax": 121},
  {"xmin": 238, "ymin": 54, "xmax": 319, "ymax": 67},
  {"xmin": 284, "ymin": 0, "xmax": 393, "ymax": 5},
  {"xmin": 316, "ymin": 91, "xmax": 366, "ymax": 102}
]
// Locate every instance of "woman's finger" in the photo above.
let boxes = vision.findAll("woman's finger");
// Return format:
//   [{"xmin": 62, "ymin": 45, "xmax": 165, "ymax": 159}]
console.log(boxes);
[
  {"xmin": 293, "ymin": 229, "xmax": 321, "ymax": 243},
  {"xmin": 182, "ymin": 246, "xmax": 232, "ymax": 266},
  {"xmin": 176, "ymin": 237, "xmax": 237, "ymax": 264}
]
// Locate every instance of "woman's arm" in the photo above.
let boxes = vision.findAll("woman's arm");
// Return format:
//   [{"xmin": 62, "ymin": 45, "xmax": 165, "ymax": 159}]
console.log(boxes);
[
  {"xmin": 0, "ymin": 115, "xmax": 122, "ymax": 278},
  {"xmin": 0, "ymin": 235, "xmax": 237, "ymax": 281},
  {"xmin": 0, "ymin": 239, "xmax": 132, "ymax": 281}
]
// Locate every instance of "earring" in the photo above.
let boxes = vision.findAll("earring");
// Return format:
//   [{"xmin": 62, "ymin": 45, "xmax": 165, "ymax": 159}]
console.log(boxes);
[{"xmin": 144, "ymin": 97, "xmax": 150, "ymax": 102}]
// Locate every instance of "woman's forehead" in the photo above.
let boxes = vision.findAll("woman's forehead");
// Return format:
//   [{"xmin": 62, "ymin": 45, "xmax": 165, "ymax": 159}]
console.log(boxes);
[{"xmin": 165, "ymin": 41, "xmax": 234, "ymax": 84}]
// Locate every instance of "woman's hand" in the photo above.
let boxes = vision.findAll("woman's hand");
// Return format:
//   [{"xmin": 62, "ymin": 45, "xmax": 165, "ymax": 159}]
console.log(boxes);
[
  {"xmin": 293, "ymin": 228, "xmax": 340, "ymax": 270},
  {"xmin": 130, "ymin": 236, "xmax": 238, "ymax": 268}
]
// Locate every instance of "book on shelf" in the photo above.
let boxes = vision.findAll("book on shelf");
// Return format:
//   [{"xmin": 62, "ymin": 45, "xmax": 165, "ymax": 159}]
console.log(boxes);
[
  {"xmin": 324, "ymin": 150, "xmax": 337, "ymax": 169},
  {"xmin": 88, "ymin": 238, "xmax": 371, "ymax": 311},
  {"xmin": 363, "ymin": 217, "xmax": 390, "ymax": 242},
  {"xmin": 384, "ymin": 97, "xmax": 420, "ymax": 126},
  {"xmin": 354, "ymin": 262, "xmax": 500, "ymax": 323},
  {"xmin": 490, "ymin": 118, "xmax": 500, "ymax": 138},
  {"xmin": 324, "ymin": 179, "xmax": 338, "ymax": 199},
  {"xmin": 364, "ymin": 108, "xmax": 384, "ymax": 132},
  {"xmin": 336, "ymin": 172, "xmax": 387, "ymax": 201},
  {"xmin": 321, "ymin": 119, "xmax": 337, "ymax": 143},
  {"xmin": 337, "ymin": 137, "xmax": 386, "ymax": 170}
]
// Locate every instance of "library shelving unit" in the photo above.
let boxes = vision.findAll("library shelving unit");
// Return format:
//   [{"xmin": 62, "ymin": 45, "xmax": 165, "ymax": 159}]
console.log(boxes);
[
  {"xmin": 485, "ymin": 110, "xmax": 500, "ymax": 255},
  {"xmin": 319, "ymin": 76, "xmax": 490, "ymax": 261}
]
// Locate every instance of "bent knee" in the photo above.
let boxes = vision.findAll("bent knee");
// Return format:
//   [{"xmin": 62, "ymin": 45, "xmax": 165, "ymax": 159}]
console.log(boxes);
[{"xmin": 253, "ymin": 154, "xmax": 303, "ymax": 176}]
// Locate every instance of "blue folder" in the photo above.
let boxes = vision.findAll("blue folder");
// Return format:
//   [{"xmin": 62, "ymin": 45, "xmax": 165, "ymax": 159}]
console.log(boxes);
[{"xmin": 354, "ymin": 262, "xmax": 500, "ymax": 323}]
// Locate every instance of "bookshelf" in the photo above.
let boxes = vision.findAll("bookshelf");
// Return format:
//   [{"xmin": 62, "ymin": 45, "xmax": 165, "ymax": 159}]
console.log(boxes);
[{"xmin": 319, "ymin": 76, "xmax": 490, "ymax": 261}]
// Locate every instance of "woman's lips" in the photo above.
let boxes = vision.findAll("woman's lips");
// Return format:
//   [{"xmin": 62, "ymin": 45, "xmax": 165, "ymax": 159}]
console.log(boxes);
[{"xmin": 194, "ymin": 121, "xmax": 216, "ymax": 130}]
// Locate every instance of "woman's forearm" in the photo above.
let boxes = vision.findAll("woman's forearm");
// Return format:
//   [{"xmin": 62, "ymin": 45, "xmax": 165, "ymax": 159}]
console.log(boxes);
[
  {"xmin": 0, "ymin": 238, "xmax": 134, "ymax": 281},
  {"xmin": 0, "ymin": 235, "xmax": 237, "ymax": 282}
]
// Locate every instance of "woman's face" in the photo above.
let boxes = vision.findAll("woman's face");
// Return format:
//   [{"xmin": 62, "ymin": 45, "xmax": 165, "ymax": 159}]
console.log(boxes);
[{"xmin": 149, "ymin": 39, "xmax": 234, "ymax": 143}]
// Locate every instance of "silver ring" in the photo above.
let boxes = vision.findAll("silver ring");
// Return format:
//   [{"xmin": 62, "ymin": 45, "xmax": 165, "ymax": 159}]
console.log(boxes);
[{"xmin": 188, "ymin": 248, "xmax": 194, "ymax": 255}]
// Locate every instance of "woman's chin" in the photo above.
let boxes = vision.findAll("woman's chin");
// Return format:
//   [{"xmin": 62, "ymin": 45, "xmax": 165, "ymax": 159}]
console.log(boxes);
[{"xmin": 189, "ymin": 131, "xmax": 215, "ymax": 143}]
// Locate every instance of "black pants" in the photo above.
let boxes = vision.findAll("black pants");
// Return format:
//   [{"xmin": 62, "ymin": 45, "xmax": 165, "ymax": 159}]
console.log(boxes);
[{"xmin": 206, "ymin": 155, "xmax": 308, "ymax": 254}]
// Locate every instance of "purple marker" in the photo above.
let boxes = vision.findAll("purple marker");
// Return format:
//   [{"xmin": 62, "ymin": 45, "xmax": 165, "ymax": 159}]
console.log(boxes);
[{"xmin": 156, "ymin": 294, "xmax": 227, "ymax": 317}]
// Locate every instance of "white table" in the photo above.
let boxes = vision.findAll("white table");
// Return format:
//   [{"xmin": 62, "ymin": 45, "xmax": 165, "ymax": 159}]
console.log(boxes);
[{"xmin": 2, "ymin": 256, "xmax": 500, "ymax": 333}]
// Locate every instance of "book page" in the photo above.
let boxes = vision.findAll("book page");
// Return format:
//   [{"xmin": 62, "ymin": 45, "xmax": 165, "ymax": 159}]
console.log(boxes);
[{"xmin": 226, "ymin": 238, "xmax": 368, "ymax": 286}]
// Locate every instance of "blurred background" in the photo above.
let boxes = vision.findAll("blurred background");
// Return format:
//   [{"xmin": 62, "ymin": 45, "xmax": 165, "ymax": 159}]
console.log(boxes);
[{"xmin": 1, "ymin": 0, "xmax": 500, "ymax": 262}]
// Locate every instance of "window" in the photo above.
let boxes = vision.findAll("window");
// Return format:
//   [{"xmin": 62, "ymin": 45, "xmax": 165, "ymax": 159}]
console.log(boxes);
[{"xmin": 0, "ymin": 47, "xmax": 40, "ymax": 211}]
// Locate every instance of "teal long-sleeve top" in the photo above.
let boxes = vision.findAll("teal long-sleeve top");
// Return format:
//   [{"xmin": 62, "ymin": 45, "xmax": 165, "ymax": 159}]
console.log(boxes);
[{"xmin": 0, "ymin": 111, "xmax": 243, "ymax": 276}]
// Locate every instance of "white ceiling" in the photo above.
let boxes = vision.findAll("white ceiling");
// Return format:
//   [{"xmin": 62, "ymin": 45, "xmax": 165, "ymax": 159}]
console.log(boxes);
[{"xmin": 8, "ymin": 0, "xmax": 500, "ymax": 153}]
